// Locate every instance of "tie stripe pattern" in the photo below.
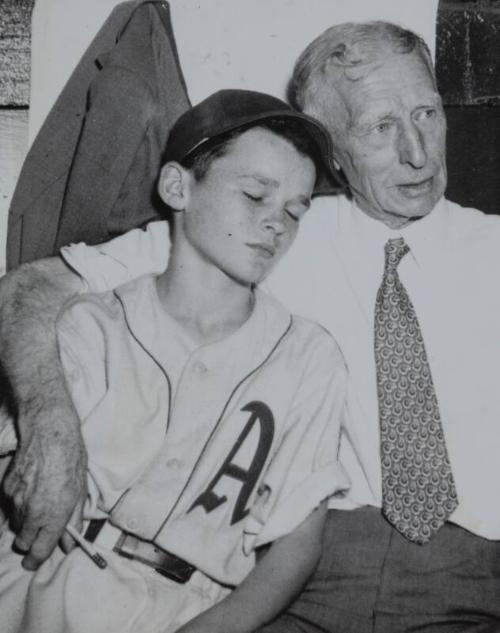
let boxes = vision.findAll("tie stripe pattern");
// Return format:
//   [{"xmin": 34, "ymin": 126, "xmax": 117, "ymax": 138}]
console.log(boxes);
[{"xmin": 374, "ymin": 238, "xmax": 458, "ymax": 544}]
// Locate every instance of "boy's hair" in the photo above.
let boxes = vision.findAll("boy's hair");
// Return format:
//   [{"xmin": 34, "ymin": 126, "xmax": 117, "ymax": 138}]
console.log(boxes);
[{"xmin": 180, "ymin": 117, "xmax": 324, "ymax": 182}]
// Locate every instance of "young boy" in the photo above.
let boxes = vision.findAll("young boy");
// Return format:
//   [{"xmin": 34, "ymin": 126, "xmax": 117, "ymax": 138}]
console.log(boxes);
[{"xmin": 0, "ymin": 90, "xmax": 348, "ymax": 633}]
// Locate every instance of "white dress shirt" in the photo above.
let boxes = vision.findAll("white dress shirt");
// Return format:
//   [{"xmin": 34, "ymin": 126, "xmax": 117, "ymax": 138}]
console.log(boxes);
[{"xmin": 267, "ymin": 196, "xmax": 500, "ymax": 539}]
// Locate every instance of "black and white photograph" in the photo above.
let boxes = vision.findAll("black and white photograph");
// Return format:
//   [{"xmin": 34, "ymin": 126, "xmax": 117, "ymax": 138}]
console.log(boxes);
[{"xmin": 1, "ymin": 1, "xmax": 500, "ymax": 631}]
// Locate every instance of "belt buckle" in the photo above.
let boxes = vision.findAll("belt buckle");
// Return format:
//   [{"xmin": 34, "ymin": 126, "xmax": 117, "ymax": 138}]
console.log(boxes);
[
  {"xmin": 116, "ymin": 533, "xmax": 196, "ymax": 584},
  {"xmin": 154, "ymin": 557, "xmax": 197, "ymax": 584}
]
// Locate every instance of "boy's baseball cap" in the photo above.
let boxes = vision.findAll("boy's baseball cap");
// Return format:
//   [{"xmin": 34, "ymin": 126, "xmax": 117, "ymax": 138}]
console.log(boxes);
[{"xmin": 164, "ymin": 89, "xmax": 342, "ymax": 194}]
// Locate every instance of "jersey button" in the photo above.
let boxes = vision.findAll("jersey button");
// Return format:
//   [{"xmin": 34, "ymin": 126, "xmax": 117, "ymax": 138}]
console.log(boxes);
[
  {"xmin": 193, "ymin": 361, "xmax": 208, "ymax": 374},
  {"xmin": 165, "ymin": 458, "xmax": 182, "ymax": 469}
]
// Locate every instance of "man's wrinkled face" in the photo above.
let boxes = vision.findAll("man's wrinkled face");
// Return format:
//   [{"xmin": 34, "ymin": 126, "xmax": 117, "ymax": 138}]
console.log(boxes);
[{"xmin": 320, "ymin": 51, "xmax": 447, "ymax": 228}]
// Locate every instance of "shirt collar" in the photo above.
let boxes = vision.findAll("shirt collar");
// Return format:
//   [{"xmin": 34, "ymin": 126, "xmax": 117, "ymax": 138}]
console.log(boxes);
[
  {"xmin": 113, "ymin": 276, "xmax": 293, "ymax": 375},
  {"xmin": 400, "ymin": 197, "xmax": 450, "ymax": 267},
  {"xmin": 342, "ymin": 196, "xmax": 449, "ymax": 269}
]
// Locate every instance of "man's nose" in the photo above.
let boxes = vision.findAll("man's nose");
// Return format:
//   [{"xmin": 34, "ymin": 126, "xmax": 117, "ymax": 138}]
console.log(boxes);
[{"xmin": 398, "ymin": 122, "xmax": 427, "ymax": 169}]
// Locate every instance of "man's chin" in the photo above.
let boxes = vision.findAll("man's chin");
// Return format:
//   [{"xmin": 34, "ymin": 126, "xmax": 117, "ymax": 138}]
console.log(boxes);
[{"xmin": 391, "ymin": 190, "xmax": 442, "ymax": 221}]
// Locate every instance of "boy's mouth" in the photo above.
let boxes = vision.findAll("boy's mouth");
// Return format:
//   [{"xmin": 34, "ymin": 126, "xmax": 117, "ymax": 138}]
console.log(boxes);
[{"xmin": 246, "ymin": 242, "xmax": 276, "ymax": 258}]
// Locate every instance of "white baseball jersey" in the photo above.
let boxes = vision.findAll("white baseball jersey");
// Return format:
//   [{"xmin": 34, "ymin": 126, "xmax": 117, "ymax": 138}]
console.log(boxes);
[
  {"xmin": 55, "ymin": 275, "xmax": 348, "ymax": 585},
  {"xmin": 0, "ymin": 274, "xmax": 348, "ymax": 633}
]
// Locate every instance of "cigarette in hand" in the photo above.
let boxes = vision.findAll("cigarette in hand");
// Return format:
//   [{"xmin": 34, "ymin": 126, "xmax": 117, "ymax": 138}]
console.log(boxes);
[{"xmin": 65, "ymin": 524, "xmax": 108, "ymax": 569}]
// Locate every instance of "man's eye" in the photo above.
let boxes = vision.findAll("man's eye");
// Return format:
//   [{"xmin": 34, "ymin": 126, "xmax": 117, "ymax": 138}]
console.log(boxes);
[
  {"xmin": 418, "ymin": 108, "xmax": 436, "ymax": 121},
  {"xmin": 244, "ymin": 192, "xmax": 263, "ymax": 202},
  {"xmin": 374, "ymin": 121, "xmax": 393, "ymax": 134},
  {"xmin": 413, "ymin": 107, "xmax": 439, "ymax": 125}
]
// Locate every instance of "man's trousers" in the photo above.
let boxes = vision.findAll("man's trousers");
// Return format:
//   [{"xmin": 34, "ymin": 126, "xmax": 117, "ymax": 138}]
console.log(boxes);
[{"xmin": 259, "ymin": 506, "xmax": 500, "ymax": 633}]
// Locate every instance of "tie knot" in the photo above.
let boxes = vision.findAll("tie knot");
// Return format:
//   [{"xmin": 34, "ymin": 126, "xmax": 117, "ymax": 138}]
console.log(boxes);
[{"xmin": 384, "ymin": 238, "xmax": 409, "ymax": 271}]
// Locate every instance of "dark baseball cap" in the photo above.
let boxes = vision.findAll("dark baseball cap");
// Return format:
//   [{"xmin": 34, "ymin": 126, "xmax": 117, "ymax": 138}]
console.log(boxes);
[{"xmin": 164, "ymin": 89, "xmax": 342, "ymax": 194}]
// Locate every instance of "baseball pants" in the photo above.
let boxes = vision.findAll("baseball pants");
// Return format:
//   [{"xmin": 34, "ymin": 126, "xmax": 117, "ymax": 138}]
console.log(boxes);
[{"xmin": 0, "ymin": 523, "xmax": 229, "ymax": 633}]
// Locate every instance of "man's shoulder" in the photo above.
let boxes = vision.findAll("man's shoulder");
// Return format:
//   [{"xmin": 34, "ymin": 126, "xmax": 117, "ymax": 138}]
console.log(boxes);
[
  {"xmin": 442, "ymin": 199, "xmax": 500, "ymax": 265},
  {"xmin": 60, "ymin": 221, "xmax": 169, "ymax": 293},
  {"xmin": 445, "ymin": 198, "xmax": 500, "ymax": 234}
]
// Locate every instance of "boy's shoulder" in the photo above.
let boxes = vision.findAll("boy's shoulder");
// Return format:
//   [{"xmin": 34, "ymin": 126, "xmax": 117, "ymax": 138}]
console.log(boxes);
[
  {"xmin": 289, "ymin": 313, "xmax": 346, "ymax": 373},
  {"xmin": 57, "ymin": 274, "xmax": 157, "ymax": 333},
  {"xmin": 258, "ymin": 288, "xmax": 345, "ymax": 367}
]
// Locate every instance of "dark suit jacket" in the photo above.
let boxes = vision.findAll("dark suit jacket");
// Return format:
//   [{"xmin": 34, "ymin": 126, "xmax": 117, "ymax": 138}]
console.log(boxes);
[{"xmin": 7, "ymin": 0, "xmax": 190, "ymax": 269}]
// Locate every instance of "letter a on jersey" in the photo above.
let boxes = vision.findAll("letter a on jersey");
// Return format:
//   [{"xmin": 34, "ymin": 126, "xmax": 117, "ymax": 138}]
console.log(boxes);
[{"xmin": 188, "ymin": 401, "xmax": 274, "ymax": 524}]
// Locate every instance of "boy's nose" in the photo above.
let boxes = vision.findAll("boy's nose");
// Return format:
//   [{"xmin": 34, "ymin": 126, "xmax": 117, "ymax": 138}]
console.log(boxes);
[
  {"xmin": 263, "ymin": 217, "xmax": 286, "ymax": 235},
  {"xmin": 263, "ymin": 207, "xmax": 286, "ymax": 235}
]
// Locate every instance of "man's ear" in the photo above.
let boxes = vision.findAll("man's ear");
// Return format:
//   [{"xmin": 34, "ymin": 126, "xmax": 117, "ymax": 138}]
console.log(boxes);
[{"xmin": 157, "ymin": 162, "xmax": 191, "ymax": 211}]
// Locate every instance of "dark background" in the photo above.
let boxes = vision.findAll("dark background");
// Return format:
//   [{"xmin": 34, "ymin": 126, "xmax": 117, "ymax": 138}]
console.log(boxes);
[{"xmin": 436, "ymin": 0, "xmax": 500, "ymax": 214}]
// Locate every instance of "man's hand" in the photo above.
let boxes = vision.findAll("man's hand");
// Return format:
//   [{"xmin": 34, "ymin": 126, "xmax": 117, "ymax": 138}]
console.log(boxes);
[{"xmin": 3, "ymin": 407, "xmax": 87, "ymax": 570}]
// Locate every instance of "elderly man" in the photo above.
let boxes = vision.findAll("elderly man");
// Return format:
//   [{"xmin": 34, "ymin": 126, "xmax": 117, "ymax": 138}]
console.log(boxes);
[{"xmin": 1, "ymin": 20, "xmax": 500, "ymax": 632}]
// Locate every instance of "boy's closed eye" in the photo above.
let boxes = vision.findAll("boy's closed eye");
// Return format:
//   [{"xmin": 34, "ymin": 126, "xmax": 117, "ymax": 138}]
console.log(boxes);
[
  {"xmin": 243, "ymin": 192, "xmax": 308, "ymax": 222},
  {"xmin": 243, "ymin": 191, "xmax": 265, "ymax": 202},
  {"xmin": 286, "ymin": 198, "xmax": 311, "ymax": 221},
  {"xmin": 285, "ymin": 208, "xmax": 300, "ymax": 221}
]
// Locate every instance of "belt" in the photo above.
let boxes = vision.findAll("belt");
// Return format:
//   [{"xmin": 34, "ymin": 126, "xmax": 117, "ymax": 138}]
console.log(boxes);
[{"xmin": 84, "ymin": 519, "xmax": 196, "ymax": 583}]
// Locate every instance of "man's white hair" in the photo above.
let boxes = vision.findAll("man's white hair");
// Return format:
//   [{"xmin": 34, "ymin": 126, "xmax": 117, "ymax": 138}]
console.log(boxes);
[{"xmin": 289, "ymin": 21, "xmax": 435, "ymax": 133}]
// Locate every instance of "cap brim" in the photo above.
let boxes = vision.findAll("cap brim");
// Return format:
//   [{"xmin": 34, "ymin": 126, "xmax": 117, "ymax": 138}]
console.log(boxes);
[{"xmin": 181, "ymin": 109, "xmax": 345, "ymax": 194}]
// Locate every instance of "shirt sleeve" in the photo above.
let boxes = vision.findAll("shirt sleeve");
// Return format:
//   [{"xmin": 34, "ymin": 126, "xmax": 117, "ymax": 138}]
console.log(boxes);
[
  {"xmin": 56, "ymin": 296, "xmax": 116, "ymax": 515},
  {"xmin": 0, "ymin": 299, "xmax": 110, "ymax": 456},
  {"xmin": 56, "ymin": 298, "xmax": 110, "ymax": 421},
  {"xmin": 243, "ymin": 329, "xmax": 350, "ymax": 552},
  {"xmin": 60, "ymin": 221, "xmax": 170, "ymax": 293}
]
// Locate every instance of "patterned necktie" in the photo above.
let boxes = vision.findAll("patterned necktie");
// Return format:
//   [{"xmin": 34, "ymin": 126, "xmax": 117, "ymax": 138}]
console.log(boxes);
[{"xmin": 374, "ymin": 238, "xmax": 458, "ymax": 544}]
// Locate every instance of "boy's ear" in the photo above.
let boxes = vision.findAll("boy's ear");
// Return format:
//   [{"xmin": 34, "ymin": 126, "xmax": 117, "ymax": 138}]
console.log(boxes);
[{"xmin": 157, "ymin": 162, "xmax": 191, "ymax": 210}]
